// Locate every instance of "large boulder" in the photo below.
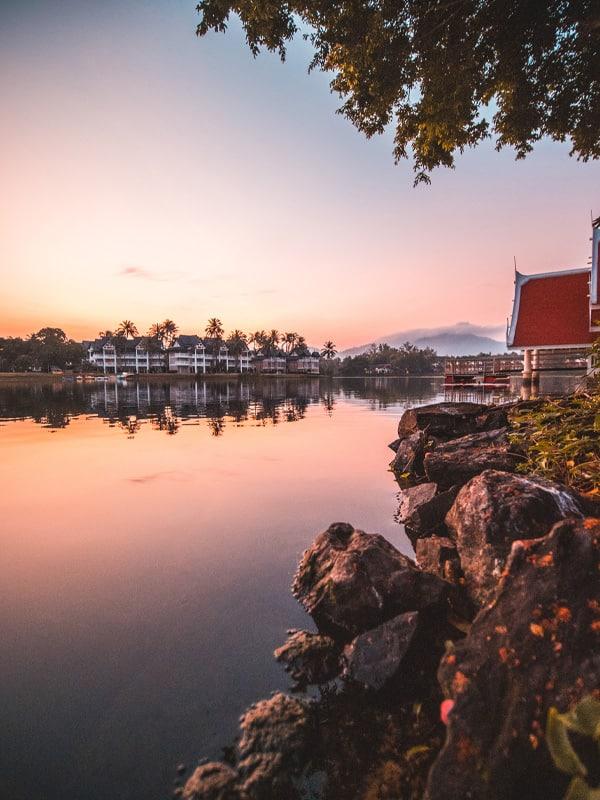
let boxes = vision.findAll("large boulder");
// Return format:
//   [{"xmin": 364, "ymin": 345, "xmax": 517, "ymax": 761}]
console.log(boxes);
[
  {"xmin": 427, "ymin": 517, "xmax": 600, "ymax": 800},
  {"xmin": 445, "ymin": 470, "xmax": 584, "ymax": 606},
  {"xmin": 237, "ymin": 693, "xmax": 313, "ymax": 799},
  {"xmin": 274, "ymin": 630, "xmax": 340, "ymax": 688},
  {"xmin": 397, "ymin": 483, "xmax": 460, "ymax": 542},
  {"xmin": 292, "ymin": 522, "xmax": 449, "ymax": 640},
  {"xmin": 182, "ymin": 694, "xmax": 314, "ymax": 800},
  {"xmin": 182, "ymin": 763, "xmax": 242, "ymax": 800},
  {"xmin": 342, "ymin": 611, "xmax": 420, "ymax": 691},
  {"xmin": 397, "ymin": 402, "xmax": 501, "ymax": 440},
  {"xmin": 424, "ymin": 428, "xmax": 519, "ymax": 489}
]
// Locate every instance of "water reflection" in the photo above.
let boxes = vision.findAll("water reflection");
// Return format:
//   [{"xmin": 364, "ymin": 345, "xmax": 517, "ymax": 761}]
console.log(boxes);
[
  {"xmin": 0, "ymin": 374, "xmax": 581, "ymax": 800},
  {"xmin": 0, "ymin": 376, "xmax": 446, "ymax": 435}
]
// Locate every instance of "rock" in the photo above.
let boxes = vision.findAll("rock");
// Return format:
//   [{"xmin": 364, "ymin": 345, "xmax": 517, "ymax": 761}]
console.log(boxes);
[
  {"xmin": 445, "ymin": 470, "xmax": 584, "ymax": 606},
  {"xmin": 182, "ymin": 763, "xmax": 241, "ymax": 800},
  {"xmin": 292, "ymin": 522, "xmax": 449, "ymax": 640},
  {"xmin": 237, "ymin": 693, "xmax": 313, "ymax": 799},
  {"xmin": 397, "ymin": 402, "xmax": 490, "ymax": 440},
  {"xmin": 415, "ymin": 537, "xmax": 460, "ymax": 583},
  {"xmin": 398, "ymin": 484, "xmax": 460, "ymax": 542},
  {"xmin": 274, "ymin": 630, "xmax": 340, "ymax": 687},
  {"xmin": 427, "ymin": 517, "xmax": 600, "ymax": 800},
  {"xmin": 342, "ymin": 611, "xmax": 419, "ymax": 690},
  {"xmin": 388, "ymin": 438, "xmax": 402, "ymax": 452},
  {"xmin": 424, "ymin": 428, "xmax": 519, "ymax": 489},
  {"xmin": 389, "ymin": 431, "xmax": 426, "ymax": 476},
  {"xmin": 478, "ymin": 405, "xmax": 510, "ymax": 431},
  {"xmin": 397, "ymin": 483, "xmax": 438, "ymax": 522}
]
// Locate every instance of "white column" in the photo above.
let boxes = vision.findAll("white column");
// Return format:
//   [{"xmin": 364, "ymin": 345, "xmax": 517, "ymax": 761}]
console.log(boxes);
[{"xmin": 522, "ymin": 348, "xmax": 532, "ymax": 379}]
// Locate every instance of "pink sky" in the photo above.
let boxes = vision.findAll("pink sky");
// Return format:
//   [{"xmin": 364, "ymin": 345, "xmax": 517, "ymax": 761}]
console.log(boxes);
[{"xmin": 1, "ymin": 1, "xmax": 599, "ymax": 349}]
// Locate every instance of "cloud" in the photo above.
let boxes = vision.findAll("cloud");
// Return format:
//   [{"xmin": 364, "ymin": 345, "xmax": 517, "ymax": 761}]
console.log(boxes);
[
  {"xmin": 117, "ymin": 265, "xmax": 187, "ymax": 282},
  {"xmin": 128, "ymin": 470, "xmax": 191, "ymax": 484}
]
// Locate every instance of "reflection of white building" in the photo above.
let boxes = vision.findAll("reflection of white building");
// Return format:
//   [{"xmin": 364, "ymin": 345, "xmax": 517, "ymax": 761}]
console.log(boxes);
[
  {"xmin": 169, "ymin": 336, "xmax": 251, "ymax": 374},
  {"xmin": 84, "ymin": 337, "xmax": 166, "ymax": 373}
]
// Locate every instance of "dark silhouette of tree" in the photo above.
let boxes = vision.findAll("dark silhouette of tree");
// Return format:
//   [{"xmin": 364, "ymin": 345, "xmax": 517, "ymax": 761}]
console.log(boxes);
[
  {"xmin": 117, "ymin": 320, "xmax": 138, "ymax": 339},
  {"xmin": 321, "ymin": 341, "xmax": 337, "ymax": 359},
  {"xmin": 161, "ymin": 319, "xmax": 178, "ymax": 347},
  {"xmin": 205, "ymin": 318, "xmax": 225, "ymax": 339}
]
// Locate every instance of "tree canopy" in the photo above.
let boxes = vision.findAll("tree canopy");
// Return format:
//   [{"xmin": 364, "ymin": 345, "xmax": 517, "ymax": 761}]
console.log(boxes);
[{"xmin": 196, "ymin": 1, "xmax": 600, "ymax": 182}]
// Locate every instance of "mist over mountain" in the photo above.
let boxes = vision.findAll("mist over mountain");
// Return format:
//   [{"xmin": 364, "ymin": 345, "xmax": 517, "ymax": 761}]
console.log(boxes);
[{"xmin": 341, "ymin": 323, "xmax": 507, "ymax": 357}]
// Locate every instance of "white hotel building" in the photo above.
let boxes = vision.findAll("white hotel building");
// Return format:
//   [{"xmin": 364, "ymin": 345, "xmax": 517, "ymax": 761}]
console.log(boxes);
[
  {"xmin": 168, "ymin": 336, "xmax": 251, "ymax": 374},
  {"xmin": 84, "ymin": 335, "xmax": 317, "ymax": 374}
]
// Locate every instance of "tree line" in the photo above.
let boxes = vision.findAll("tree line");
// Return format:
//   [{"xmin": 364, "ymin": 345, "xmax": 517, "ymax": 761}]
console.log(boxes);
[
  {"xmin": 0, "ymin": 328, "xmax": 84, "ymax": 373},
  {"xmin": 97, "ymin": 318, "xmax": 338, "ymax": 359},
  {"xmin": 0, "ymin": 320, "xmax": 338, "ymax": 372},
  {"xmin": 339, "ymin": 342, "xmax": 440, "ymax": 376}
]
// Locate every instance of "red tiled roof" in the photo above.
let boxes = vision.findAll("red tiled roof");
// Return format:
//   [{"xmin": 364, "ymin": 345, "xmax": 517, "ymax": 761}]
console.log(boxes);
[{"xmin": 508, "ymin": 269, "xmax": 593, "ymax": 347}]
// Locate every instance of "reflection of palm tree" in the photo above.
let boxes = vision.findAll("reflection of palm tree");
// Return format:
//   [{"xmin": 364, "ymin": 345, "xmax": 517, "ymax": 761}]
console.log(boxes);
[
  {"xmin": 208, "ymin": 417, "xmax": 225, "ymax": 436},
  {"xmin": 117, "ymin": 320, "xmax": 138, "ymax": 339},
  {"xmin": 321, "ymin": 341, "xmax": 337, "ymax": 359},
  {"xmin": 321, "ymin": 391, "xmax": 335, "ymax": 416},
  {"xmin": 205, "ymin": 318, "xmax": 224, "ymax": 339}
]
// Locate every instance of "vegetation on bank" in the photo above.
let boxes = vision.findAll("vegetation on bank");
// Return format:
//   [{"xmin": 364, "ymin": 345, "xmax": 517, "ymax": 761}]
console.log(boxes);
[
  {"xmin": 509, "ymin": 391, "xmax": 600, "ymax": 496},
  {"xmin": 0, "ymin": 328, "xmax": 84, "ymax": 373},
  {"xmin": 0, "ymin": 321, "xmax": 338, "ymax": 373},
  {"xmin": 339, "ymin": 342, "xmax": 440, "ymax": 376}
]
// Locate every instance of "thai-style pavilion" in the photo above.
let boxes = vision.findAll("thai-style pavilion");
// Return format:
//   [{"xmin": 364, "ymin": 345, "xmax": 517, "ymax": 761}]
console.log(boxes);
[{"xmin": 507, "ymin": 219, "xmax": 600, "ymax": 376}]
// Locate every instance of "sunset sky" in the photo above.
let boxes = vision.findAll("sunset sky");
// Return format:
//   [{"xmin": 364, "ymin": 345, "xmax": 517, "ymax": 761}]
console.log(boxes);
[{"xmin": 2, "ymin": 0, "xmax": 599, "ymax": 349}]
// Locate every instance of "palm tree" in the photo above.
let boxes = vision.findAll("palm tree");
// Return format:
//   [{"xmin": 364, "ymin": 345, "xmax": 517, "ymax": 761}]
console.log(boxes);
[
  {"xmin": 205, "ymin": 318, "xmax": 224, "ymax": 339},
  {"xmin": 256, "ymin": 330, "xmax": 268, "ymax": 351},
  {"xmin": 147, "ymin": 322, "xmax": 164, "ymax": 344},
  {"xmin": 117, "ymin": 320, "xmax": 138, "ymax": 339},
  {"xmin": 227, "ymin": 330, "xmax": 248, "ymax": 370},
  {"xmin": 321, "ymin": 341, "xmax": 337, "ymax": 359},
  {"xmin": 282, "ymin": 332, "xmax": 298, "ymax": 354},
  {"xmin": 268, "ymin": 329, "xmax": 280, "ymax": 349},
  {"xmin": 161, "ymin": 319, "xmax": 178, "ymax": 347},
  {"xmin": 98, "ymin": 330, "xmax": 114, "ymax": 339},
  {"xmin": 248, "ymin": 331, "xmax": 262, "ymax": 352},
  {"xmin": 227, "ymin": 330, "xmax": 247, "ymax": 352}
]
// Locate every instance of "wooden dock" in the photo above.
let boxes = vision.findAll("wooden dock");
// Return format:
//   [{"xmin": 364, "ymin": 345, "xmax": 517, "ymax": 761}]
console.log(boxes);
[{"xmin": 444, "ymin": 357, "xmax": 522, "ymax": 388}]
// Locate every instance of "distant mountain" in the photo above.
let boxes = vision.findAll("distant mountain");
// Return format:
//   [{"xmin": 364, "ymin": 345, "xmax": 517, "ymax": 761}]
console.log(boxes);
[{"xmin": 341, "ymin": 323, "xmax": 507, "ymax": 357}]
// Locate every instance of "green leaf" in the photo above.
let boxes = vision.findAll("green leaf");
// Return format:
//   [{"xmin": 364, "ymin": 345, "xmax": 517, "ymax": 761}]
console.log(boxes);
[
  {"xmin": 565, "ymin": 776, "xmax": 600, "ymax": 800},
  {"xmin": 546, "ymin": 707, "xmax": 588, "ymax": 778},
  {"xmin": 559, "ymin": 697, "xmax": 600, "ymax": 740}
]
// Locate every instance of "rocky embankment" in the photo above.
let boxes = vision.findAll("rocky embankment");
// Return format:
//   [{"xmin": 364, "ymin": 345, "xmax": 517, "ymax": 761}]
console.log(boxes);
[{"xmin": 179, "ymin": 401, "xmax": 600, "ymax": 800}]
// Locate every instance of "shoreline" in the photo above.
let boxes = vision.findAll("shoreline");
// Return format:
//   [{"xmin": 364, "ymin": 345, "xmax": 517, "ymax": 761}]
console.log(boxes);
[
  {"xmin": 0, "ymin": 372, "xmax": 447, "ymax": 384},
  {"xmin": 177, "ymin": 392, "xmax": 599, "ymax": 800}
]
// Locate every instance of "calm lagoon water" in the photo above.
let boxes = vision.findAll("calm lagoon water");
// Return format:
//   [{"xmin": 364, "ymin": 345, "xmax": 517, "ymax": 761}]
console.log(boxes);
[{"xmin": 0, "ymin": 374, "xmax": 580, "ymax": 800}]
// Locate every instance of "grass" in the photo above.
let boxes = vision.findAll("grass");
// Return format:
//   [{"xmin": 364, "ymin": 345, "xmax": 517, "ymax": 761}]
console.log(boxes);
[{"xmin": 509, "ymin": 391, "xmax": 600, "ymax": 496}]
